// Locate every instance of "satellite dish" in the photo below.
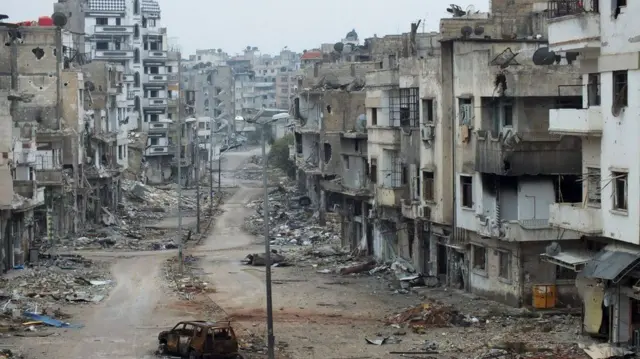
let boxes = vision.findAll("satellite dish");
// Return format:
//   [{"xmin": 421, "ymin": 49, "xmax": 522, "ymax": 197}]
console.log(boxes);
[
  {"xmin": 474, "ymin": 26, "xmax": 484, "ymax": 36},
  {"xmin": 465, "ymin": 5, "xmax": 476, "ymax": 15},
  {"xmin": 532, "ymin": 47, "xmax": 557, "ymax": 66},
  {"xmin": 51, "ymin": 12, "xmax": 68, "ymax": 27},
  {"xmin": 461, "ymin": 26, "xmax": 473, "ymax": 38},
  {"xmin": 84, "ymin": 81, "xmax": 95, "ymax": 91}
]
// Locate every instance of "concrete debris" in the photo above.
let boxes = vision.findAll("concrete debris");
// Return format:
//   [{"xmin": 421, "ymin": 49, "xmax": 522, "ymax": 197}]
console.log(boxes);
[
  {"xmin": 0, "ymin": 350, "xmax": 23, "ymax": 359},
  {"xmin": 243, "ymin": 184, "xmax": 340, "ymax": 247},
  {"xmin": 243, "ymin": 251, "xmax": 286, "ymax": 266},
  {"xmin": 386, "ymin": 301, "xmax": 476, "ymax": 331},
  {"xmin": 164, "ymin": 256, "xmax": 214, "ymax": 300}
]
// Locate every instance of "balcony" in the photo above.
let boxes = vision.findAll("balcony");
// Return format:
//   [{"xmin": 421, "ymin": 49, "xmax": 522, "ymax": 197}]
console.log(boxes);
[
  {"xmin": 549, "ymin": 203, "xmax": 602, "ymax": 234},
  {"xmin": 547, "ymin": 0, "xmax": 600, "ymax": 53},
  {"xmin": 143, "ymin": 98, "xmax": 168, "ymax": 108},
  {"xmin": 123, "ymin": 74, "xmax": 135, "ymax": 83},
  {"xmin": 37, "ymin": 169, "xmax": 64, "ymax": 185},
  {"xmin": 145, "ymin": 50, "xmax": 168, "ymax": 60},
  {"xmin": 501, "ymin": 219, "xmax": 580, "ymax": 241},
  {"xmin": 148, "ymin": 122, "xmax": 170, "ymax": 132},
  {"xmin": 549, "ymin": 107, "xmax": 602, "ymax": 136},
  {"xmin": 167, "ymin": 98, "xmax": 178, "ymax": 107},
  {"xmin": 94, "ymin": 25, "xmax": 134, "ymax": 35},
  {"xmin": 144, "ymin": 74, "xmax": 168, "ymax": 83},
  {"xmin": 12, "ymin": 181, "xmax": 45, "ymax": 208},
  {"xmin": 93, "ymin": 49, "xmax": 134, "ymax": 60},
  {"xmin": 168, "ymin": 74, "xmax": 179, "ymax": 82},
  {"xmin": 367, "ymin": 126, "xmax": 401, "ymax": 147},
  {"xmin": 366, "ymin": 69, "xmax": 399, "ymax": 88},
  {"xmin": 13, "ymin": 151, "xmax": 36, "ymax": 165},
  {"xmin": 375, "ymin": 186, "xmax": 407, "ymax": 207},
  {"xmin": 145, "ymin": 145, "xmax": 171, "ymax": 156},
  {"xmin": 474, "ymin": 130, "xmax": 582, "ymax": 176}
]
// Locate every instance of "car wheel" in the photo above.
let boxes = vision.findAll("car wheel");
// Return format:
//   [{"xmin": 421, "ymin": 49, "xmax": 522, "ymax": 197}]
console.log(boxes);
[
  {"xmin": 157, "ymin": 343, "xmax": 167, "ymax": 355},
  {"xmin": 188, "ymin": 350, "xmax": 199, "ymax": 359}
]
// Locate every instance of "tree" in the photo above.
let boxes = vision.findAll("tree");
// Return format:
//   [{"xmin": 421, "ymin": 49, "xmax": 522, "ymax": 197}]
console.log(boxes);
[
  {"xmin": 268, "ymin": 134, "xmax": 295, "ymax": 177},
  {"xmin": 246, "ymin": 46, "xmax": 251, "ymax": 51},
  {"xmin": 333, "ymin": 42, "xmax": 344, "ymax": 53},
  {"xmin": 217, "ymin": 48, "xmax": 222, "ymax": 53}
]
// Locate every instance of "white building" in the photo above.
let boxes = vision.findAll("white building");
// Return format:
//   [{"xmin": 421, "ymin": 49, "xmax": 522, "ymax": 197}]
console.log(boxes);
[{"xmin": 546, "ymin": 0, "xmax": 640, "ymax": 345}]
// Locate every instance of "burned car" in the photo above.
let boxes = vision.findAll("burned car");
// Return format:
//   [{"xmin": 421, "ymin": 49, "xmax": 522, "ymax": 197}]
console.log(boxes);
[{"xmin": 158, "ymin": 320, "xmax": 243, "ymax": 359}]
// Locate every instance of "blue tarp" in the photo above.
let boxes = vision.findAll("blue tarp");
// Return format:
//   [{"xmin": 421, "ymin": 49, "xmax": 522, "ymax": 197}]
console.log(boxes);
[{"xmin": 22, "ymin": 312, "xmax": 84, "ymax": 328}]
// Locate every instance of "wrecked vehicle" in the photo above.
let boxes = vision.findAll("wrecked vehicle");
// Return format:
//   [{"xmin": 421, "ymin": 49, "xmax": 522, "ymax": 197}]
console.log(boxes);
[{"xmin": 158, "ymin": 321, "xmax": 243, "ymax": 359}]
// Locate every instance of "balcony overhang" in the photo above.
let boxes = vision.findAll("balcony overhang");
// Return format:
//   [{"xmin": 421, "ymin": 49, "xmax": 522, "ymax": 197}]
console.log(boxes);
[
  {"xmin": 549, "ymin": 203, "xmax": 602, "ymax": 234},
  {"xmin": 375, "ymin": 186, "xmax": 406, "ymax": 207},
  {"xmin": 474, "ymin": 130, "xmax": 582, "ymax": 176},
  {"xmin": 548, "ymin": 13, "xmax": 601, "ymax": 53},
  {"xmin": 549, "ymin": 107, "xmax": 602, "ymax": 136}
]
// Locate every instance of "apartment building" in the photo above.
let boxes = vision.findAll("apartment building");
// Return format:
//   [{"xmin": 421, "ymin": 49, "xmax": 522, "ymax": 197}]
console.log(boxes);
[
  {"xmin": 81, "ymin": 0, "xmax": 175, "ymax": 183},
  {"xmin": 544, "ymin": 0, "xmax": 640, "ymax": 344}
]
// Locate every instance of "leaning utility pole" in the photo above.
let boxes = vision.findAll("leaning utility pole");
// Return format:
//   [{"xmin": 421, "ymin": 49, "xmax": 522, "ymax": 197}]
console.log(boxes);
[{"xmin": 177, "ymin": 52, "xmax": 184, "ymax": 273}]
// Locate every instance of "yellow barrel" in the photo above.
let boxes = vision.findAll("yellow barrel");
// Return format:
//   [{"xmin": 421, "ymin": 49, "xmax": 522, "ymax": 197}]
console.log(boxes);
[{"xmin": 532, "ymin": 284, "xmax": 557, "ymax": 309}]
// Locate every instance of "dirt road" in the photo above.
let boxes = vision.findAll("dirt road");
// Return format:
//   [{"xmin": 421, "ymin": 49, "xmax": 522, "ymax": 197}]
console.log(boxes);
[{"xmin": 9, "ymin": 149, "xmax": 260, "ymax": 359}]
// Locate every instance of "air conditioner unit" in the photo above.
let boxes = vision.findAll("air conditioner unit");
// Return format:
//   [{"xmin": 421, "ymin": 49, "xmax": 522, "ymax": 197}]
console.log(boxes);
[{"xmin": 421, "ymin": 125, "xmax": 435, "ymax": 141}]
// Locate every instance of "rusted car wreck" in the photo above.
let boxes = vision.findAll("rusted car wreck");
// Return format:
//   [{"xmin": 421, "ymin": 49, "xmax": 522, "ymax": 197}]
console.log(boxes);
[{"xmin": 158, "ymin": 320, "xmax": 243, "ymax": 359}]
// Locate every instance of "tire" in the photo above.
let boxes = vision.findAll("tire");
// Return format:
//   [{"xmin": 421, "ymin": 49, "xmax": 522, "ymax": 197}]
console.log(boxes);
[
  {"xmin": 157, "ymin": 343, "xmax": 167, "ymax": 355},
  {"xmin": 188, "ymin": 350, "xmax": 200, "ymax": 359}
]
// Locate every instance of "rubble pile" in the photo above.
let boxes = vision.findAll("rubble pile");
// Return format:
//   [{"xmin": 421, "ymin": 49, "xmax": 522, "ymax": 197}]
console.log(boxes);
[
  {"xmin": 0, "ymin": 254, "xmax": 112, "ymax": 314},
  {"xmin": 0, "ymin": 350, "xmax": 23, "ymax": 359},
  {"xmin": 121, "ymin": 179, "xmax": 197, "ymax": 218},
  {"xmin": 164, "ymin": 256, "xmax": 214, "ymax": 300},
  {"xmin": 386, "ymin": 301, "xmax": 474, "ymax": 331},
  {"xmin": 243, "ymin": 185, "xmax": 340, "ymax": 247}
]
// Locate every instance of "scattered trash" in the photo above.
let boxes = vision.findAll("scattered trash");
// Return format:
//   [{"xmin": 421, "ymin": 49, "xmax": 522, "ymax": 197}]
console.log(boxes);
[
  {"xmin": 22, "ymin": 312, "xmax": 83, "ymax": 328},
  {"xmin": 365, "ymin": 336, "xmax": 402, "ymax": 345}
]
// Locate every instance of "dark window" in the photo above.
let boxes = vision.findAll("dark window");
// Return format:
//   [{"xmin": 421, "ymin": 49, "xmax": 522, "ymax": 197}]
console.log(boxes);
[
  {"xmin": 393, "ymin": 88, "xmax": 419, "ymax": 127},
  {"xmin": 422, "ymin": 99, "xmax": 434, "ymax": 123},
  {"xmin": 96, "ymin": 18, "xmax": 108, "ymax": 25},
  {"xmin": 617, "ymin": 0, "xmax": 627, "ymax": 7},
  {"xmin": 422, "ymin": 171, "xmax": 434, "ymax": 201},
  {"xmin": 96, "ymin": 41, "xmax": 109, "ymax": 50},
  {"xmin": 613, "ymin": 171, "xmax": 628, "ymax": 211},
  {"xmin": 115, "ymin": 18, "xmax": 121, "ymax": 25},
  {"xmin": 461, "ymin": 175, "xmax": 473, "ymax": 208},
  {"xmin": 370, "ymin": 159, "xmax": 377, "ymax": 183},
  {"xmin": 371, "ymin": 108, "xmax": 378, "ymax": 125},
  {"xmin": 587, "ymin": 73, "xmax": 600, "ymax": 106},
  {"xmin": 472, "ymin": 245, "xmax": 486, "ymax": 271},
  {"xmin": 343, "ymin": 155, "xmax": 349, "ymax": 169},
  {"xmin": 134, "ymin": 0, "xmax": 140, "ymax": 14},
  {"xmin": 503, "ymin": 104, "xmax": 513, "ymax": 126},
  {"xmin": 613, "ymin": 70, "xmax": 628, "ymax": 107},
  {"xmin": 149, "ymin": 138, "xmax": 158, "ymax": 146},
  {"xmin": 498, "ymin": 251, "xmax": 510, "ymax": 280},
  {"xmin": 556, "ymin": 266, "xmax": 577, "ymax": 280}
]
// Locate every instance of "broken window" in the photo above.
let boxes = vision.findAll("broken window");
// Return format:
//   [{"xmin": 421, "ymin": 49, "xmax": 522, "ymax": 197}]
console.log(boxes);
[
  {"xmin": 613, "ymin": 70, "xmax": 628, "ymax": 107},
  {"xmin": 118, "ymin": 145, "xmax": 123, "ymax": 160},
  {"xmin": 586, "ymin": 167, "xmax": 601, "ymax": 205},
  {"xmin": 323, "ymin": 143, "xmax": 332, "ymax": 163},
  {"xmin": 502, "ymin": 103, "xmax": 513, "ymax": 127},
  {"xmin": 556, "ymin": 266, "xmax": 577, "ymax": 280},
  {"xmin": 393, "ymin": 88, "xmax": 419, "ymax": 127},
  {"xmin": 401, "ymin": 164, "xmax": 408, "ymax": 185},
  {"xmin": 149, "ymin": 138, "xmax": 158, "ymax": 146},
  {"xmin": 458, "ymin": 98, "xmax": 472, "ymax": 125},
  {"xmin": 370, "ymin": 159, "xmax": 377, "ymax": 183},
  {"xmin": 422, "ymin": 99, "xmax": 434, "ymax": 124},
  {"xmin": 472, "ymin": 244, "xmax": 486, "ymax": 271},
  {"xmin": 370, "ymin": 108, "xmax": 378, "ymax": 126},
  {"xmin": 498, "ymin": 250, "xmax": 510, "ymax": 280},
  {"xmin": 587, "ymin": 73, "xmax": 600, "ymax": 106},
  {"xmin": 294, "ymin": 133, "xmax": 302, "ymax": 153},
  {"xmin": 422, "ymin": 171, "xmax": 434, "ymax": 202},
  {"xmin": 613, "ymin": 171, "xmax": 628, "ymax": 211},
  {"xmin": 343, "ymin": 155, "xmax": 349, "ymax": 169},
  {"xmin": 460, "ymin": 175, "xmax": 473, "ymax": 208}
]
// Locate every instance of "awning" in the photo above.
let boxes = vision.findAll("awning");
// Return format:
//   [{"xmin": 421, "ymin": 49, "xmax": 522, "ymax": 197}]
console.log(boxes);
[
  {"xmin": 581, "ymin": 245, "xmax": 640, "ymax": 284},
  {"xmin": 540, "ymin": 250, "xmax": 595, "ymax": 271}
]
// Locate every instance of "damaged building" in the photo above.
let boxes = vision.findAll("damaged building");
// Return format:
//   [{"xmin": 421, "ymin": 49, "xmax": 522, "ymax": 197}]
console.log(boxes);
[{"xmin": 291, "ymin": 60, "xmax": 372, "ymax": 226}]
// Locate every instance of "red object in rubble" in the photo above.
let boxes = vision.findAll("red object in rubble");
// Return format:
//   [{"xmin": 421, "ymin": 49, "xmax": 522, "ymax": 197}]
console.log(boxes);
[{"xmin": 38, "ymin": 16, "xmax": 54, "ymax": 26}]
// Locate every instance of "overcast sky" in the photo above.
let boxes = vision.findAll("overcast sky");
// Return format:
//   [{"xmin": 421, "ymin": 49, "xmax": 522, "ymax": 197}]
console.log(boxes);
[{"xmin": 5, "ymin": 0, "xmax": 488, "ymax": 56}]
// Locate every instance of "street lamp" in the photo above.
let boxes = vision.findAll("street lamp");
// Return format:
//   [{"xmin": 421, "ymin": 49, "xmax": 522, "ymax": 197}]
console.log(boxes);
[{"xmin": 247, "ymin": 108, "xmax": 288, "ymax": 359}]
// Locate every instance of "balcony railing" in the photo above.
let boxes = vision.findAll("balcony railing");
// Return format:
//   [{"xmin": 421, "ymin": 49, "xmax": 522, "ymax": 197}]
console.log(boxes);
[
  {"xmin": 94, "ymin": 25, "xmax": 134, "ymax": 35},
  {"xmin": 547, "ymin": 0, "xmax": 599, "ymax": 18}
]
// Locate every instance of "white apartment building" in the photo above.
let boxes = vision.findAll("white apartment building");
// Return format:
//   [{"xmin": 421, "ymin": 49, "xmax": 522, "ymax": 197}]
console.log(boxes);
[{"xmin": 546, "ymin": 0, "xmax": 640, "ymax": 345}]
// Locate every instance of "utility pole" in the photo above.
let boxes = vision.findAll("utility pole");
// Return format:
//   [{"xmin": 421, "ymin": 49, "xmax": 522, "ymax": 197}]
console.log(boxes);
[
  {"xmin": 195, "ymin": 127, "xmax": 200, "ymax": 233},
  {"xmin": 177, "ymin": 52, "xmax": 184, "ymax": 273},
  {"xmin": 261, "ymin": 123, "xmax": 275, "ymax": 359},
  {"xmin": 209, "ymin": 116, "xmax": 214, "ymax": 214},
  {"xmin": 218, "ymin": 151, "xmax": 222, "ymax": 193}
]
